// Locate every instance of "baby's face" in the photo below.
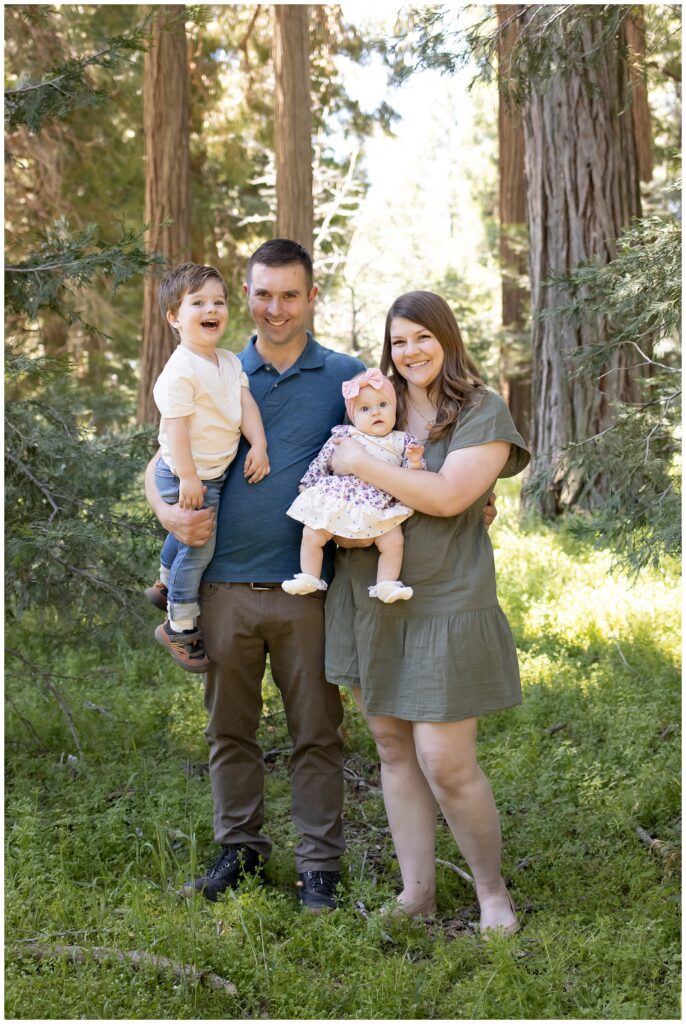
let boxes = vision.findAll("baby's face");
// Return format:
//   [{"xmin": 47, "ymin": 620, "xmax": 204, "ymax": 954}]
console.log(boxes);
[{"xmin": 352, "ymin": 385, "xmax": 396, "ymax": 437}]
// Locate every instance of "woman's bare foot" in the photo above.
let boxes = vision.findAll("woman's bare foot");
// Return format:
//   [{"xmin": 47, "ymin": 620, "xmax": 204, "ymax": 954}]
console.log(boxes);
[
  {"xmin": 477, "ymin": 882, "xmax": 518, "ymax": 938},
  {"xmin": 383, "ymin": 888, "xmax": 437, "ymax": 919}
]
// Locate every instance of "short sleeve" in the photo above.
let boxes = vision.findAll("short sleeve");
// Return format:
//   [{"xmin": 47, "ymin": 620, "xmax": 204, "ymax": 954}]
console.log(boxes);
[
  {"xmin": 447, "ymin": 389, "xmax": 530, "ymax": 479},
  {"xmin": 220, "ymin": 348, "xmax": 249, "ymax": 390},
  {"xmin": 153, "ymin": 363, "xmax": 197, "ymax": 419}
]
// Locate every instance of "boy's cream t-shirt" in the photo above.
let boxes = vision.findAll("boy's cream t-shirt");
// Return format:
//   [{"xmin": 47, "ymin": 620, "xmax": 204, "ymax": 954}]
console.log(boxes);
[{"xmin": 153, "ymin": 346, "xmax": 249, "ymax": 479}]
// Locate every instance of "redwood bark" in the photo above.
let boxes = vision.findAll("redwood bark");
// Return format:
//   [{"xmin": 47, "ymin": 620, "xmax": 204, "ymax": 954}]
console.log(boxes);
[
  {"xmin": 524, "ymin": 12, "xmax": 642, "ymax": 515},
  {"xmin": 273, "ymin": 5, "xmax": 313, "ymax": 254},
  {"xmin": 497, "ymin": 4, "xmax": 531, "ymax": 441},
  {"xmin": 625, "ymin": 12, "xmax": 653, "ymax": 183},
  {"xmin": 137, "ymin": 5, "xmax": 190, "ymax": 426}
]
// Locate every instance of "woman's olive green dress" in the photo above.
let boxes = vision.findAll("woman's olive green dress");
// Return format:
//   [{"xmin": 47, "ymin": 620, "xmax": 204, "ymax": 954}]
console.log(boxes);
[{"xmin": 325, "ymin": 389, "xmax": 530, "ymax": 721}]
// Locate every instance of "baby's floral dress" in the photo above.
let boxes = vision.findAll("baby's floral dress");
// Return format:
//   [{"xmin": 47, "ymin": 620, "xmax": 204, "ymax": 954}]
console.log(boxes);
[{"xmin": 286, "ymin": 425, "xmax": 422, "ymax": 539}]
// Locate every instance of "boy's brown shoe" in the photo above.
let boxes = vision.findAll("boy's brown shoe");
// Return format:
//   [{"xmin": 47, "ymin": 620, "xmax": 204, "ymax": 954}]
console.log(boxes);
[
  {"xmin": 145, "ymin": 580, "xmax": 168, "ymax": 612},
  {"xmin": 155, "ymin": 621, "xmax": 210, "ymax": 673}
]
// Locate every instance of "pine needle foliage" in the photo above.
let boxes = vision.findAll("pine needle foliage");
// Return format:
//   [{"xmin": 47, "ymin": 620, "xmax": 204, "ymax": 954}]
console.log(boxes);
[
  {"xmin": 6, "ymin": 347, "xmax": 158, "ymax": 629},
  {"xmin": 388, "ymin": 4, "xmax": 634, "ymax": 97},
  {"xmin": 4, "ymin": 16, "xmax": 152, "ymax": 134},
  {"xmin": 5, "ymin": 16, "xmax": 168, "ymax": 653},
  {"xmin": 4, "ymin": 7, "xmax": 208, "ymax": 133},
  {"xmin": 6, "ymin": 218, "xmax": 164, "ymax": 328},
  {"xmin": 525, "ymin": 211, "xmax": 682, "ymax": 576}
]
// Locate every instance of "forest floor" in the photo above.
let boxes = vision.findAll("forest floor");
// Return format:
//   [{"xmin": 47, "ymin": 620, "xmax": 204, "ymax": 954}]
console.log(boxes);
[{"xmin": 5, "ymin": 483, "xmax": 681, "ymax": 1020}]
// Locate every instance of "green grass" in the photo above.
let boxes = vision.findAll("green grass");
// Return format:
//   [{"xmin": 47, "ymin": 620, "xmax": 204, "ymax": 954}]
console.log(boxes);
[{"xmin": 5, "ymin": 484, "xmax": 681, "ymax": 1019}]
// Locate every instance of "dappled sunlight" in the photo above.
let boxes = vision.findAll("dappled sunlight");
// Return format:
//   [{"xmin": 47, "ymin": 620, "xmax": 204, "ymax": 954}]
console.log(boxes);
[
  {"xmin": 492, "ymin": 483, "xmax": 680, "ymax": 663},
  {"xmin": 521, "ymin": 570, "xmax": 678, "ymax": 651}
]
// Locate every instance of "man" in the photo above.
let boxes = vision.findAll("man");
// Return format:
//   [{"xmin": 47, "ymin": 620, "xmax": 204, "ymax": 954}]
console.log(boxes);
[{"xmin": 145, "ymin": 239, "xmax": 365, "ymax": 910}]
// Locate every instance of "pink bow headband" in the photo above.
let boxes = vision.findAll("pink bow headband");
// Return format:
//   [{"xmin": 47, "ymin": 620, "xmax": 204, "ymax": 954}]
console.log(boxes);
[{"xmin": 342, "ymin": 368, "xmax": 397, "ymax": 421}]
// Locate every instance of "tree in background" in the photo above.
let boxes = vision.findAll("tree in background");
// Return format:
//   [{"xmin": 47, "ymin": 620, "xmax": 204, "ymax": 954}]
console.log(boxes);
[
  {"xmin": 542, "ymin": 209, "xmax": 681, "ymax": 576},
  {"xmin": 273, "ymin": 4, "xmax": 314, "ymax": 254},
  {"xmin": 5, "ymin": 14, "xmax": 164, "ymax": 742},
  {"xmin": 496, "ymin": 4, "xmax": 530, "ymax": 440},
  {"xmin": 4, "ymin": 6, "xmax": 150, "ymax": 403},
  {"xmin": 137, "ymin": 4, "xmax": 191, "ymax": 425},
  {"xmin": 516, "ymin": 7, "xmax": 645, "ymax": 514}
]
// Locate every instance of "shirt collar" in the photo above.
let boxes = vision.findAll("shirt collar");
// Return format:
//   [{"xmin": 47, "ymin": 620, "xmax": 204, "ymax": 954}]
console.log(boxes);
[{"xmin": 240, "ymin": 332, "xmax": 324, "ymax": 375}]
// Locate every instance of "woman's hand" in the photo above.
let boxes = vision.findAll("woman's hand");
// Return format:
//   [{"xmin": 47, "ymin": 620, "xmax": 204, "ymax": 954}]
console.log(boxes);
[
  {"xmin": 329, "ymin": 436, "xmax": 368, "ymax": 476},
  {"xmin": 484, "ymin": 491, "xmax": 497, "ymax": 530}
]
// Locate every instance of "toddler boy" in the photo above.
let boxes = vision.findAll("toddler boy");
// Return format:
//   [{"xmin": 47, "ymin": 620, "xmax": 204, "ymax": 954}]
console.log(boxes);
[{"xmin": 146, "ymin": 262, "xmax": 269, "ymax": 671}]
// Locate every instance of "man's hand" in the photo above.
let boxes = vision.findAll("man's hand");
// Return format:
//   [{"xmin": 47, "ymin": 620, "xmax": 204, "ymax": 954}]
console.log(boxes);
[
  {"xmin": 484, "ymin": 491, "xmax": 497, "ymax": 530},
  {"xmin": 159, "ymin": 502, "xmax": 215, "ymax": 547},
  {"xmin": 244, "ymin": 445, "xmax": 270, "ymax": 484},
  {"xmin": 405, "ymin": 443, "xmax": 425, "ymax": 471},
  {"xmin": 179, "ymin": 473, "xmax": 206, "ymax": 510}
]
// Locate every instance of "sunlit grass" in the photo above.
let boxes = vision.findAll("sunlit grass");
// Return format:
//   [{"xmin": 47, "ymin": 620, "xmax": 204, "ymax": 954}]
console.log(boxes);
[{"xmin": 5, "ymin": 495, "xmax": 680, "ymax": 1020}]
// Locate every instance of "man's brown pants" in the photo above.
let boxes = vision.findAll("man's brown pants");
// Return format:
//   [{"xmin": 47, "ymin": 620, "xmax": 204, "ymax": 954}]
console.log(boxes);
[{"xmin": 198, "ymin": 582, "xmax": 345, "ymax": 871}]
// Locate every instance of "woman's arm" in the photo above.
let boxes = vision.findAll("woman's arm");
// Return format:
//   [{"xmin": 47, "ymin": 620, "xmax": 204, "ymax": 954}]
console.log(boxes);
[
  {"xmin": 330, "ymin": 437, "xmax": 510, "ymax": 517},
  {"xmin": 144, "ymin": 451, "xmax": 214, "ymax": 546}
]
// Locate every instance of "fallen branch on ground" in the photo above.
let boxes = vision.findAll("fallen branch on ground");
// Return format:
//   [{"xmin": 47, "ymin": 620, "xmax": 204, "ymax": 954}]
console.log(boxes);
[
  {"xmin": 436, "ymin": 858, "xmax": 475, "ymax": 887},
  {"xmin": 635, "ymin": 826, "xmax": 681, "ymax": 872},
  {"xmin": 14, "ymin": 943, "xmax": 237, "ymax": 994},
  {"xmin": 354, "ymin": 901, "xmax": 396, "ymax": 944}
]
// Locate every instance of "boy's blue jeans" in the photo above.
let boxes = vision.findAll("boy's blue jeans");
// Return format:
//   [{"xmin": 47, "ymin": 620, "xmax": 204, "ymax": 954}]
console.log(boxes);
[{"xmin": 155, "ymin": 458, "xmax": 227, "ymax": 624}]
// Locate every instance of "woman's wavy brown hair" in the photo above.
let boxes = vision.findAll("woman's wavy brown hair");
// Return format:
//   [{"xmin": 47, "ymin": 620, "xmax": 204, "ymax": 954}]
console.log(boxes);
[{"xmin": 380, "ymin": 291, "xmax": 485, "ymax": 441}]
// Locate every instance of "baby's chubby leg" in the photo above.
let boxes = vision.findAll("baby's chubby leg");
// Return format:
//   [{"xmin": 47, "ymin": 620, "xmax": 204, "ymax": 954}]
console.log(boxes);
[
  {"xmin": 301, "ymin": 526, "xmax": 333, "ymax": 579},
  {"xmin": 370, "ymin": 526, "xmax": 413, "ymax": 603},
  {"xmin": 375, "ymin": 525, "xmax": 404, "ymax": 585},
  {"xmin": 282, "ymin": 526, "xmax": 333, "ymax": 596}
]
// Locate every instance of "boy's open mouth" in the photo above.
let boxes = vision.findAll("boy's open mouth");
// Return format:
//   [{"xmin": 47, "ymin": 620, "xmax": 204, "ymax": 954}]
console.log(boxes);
[{"xmin": 201, "ymin": 319, "xmax": 219, "ymax": 329}]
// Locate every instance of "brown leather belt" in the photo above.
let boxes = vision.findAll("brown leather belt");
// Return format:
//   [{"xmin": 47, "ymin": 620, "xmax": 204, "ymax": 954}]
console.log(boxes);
[{"xmin": 247, "ymin": 582, "xmax": 281, "ymax": 591}]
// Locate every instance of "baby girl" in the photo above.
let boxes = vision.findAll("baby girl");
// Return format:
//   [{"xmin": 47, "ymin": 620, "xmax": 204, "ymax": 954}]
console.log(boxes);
[{"xmin": 282, "ymin": 368, "xmax": 424, "ymax": 603}]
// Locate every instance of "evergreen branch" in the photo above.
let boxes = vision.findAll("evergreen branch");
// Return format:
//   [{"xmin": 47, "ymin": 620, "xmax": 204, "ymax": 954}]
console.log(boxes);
[
  {"xmin": 6, "ymin": 648, "xmax": 82, "ymax": 754},
  {"xmin": 6, "ymin": 649, "xmax": 99, "ymax": 684},
  {"xmin": 4, "ymin": 44, "xmax": 124, "ymax": 98},
  {"xmin": 5, "ymin": 451, "xmax": 61, "ymax": 523},
  {"xmin": 4, "ymin": 693, "xmax": 48, "ymax": 753},
  {"xmin": 47, "ymin": 553, "xmax": 131, "ymax": 604},
  {"xmin": 5, "ymin": 220, "xmax": 165, "ymax": 320}
]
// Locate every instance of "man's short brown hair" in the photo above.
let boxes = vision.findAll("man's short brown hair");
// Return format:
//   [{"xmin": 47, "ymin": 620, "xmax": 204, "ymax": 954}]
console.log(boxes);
[
  {"xmin": 246, "ymin": 239, "xmax": 314, "ymax": 291},
  {"xmin": 159, "ymin": 263, "xmax": 228, "ymax": 339}
]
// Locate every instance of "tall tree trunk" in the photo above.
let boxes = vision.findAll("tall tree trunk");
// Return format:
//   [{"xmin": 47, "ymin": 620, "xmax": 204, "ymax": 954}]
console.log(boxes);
[
  {"xmin": 524, "ymin": 12, "xmax": 642, "ymax": 515},
  {"xmin": 137, "ymin": 5, "xmax": 190, "ymax": 426},
  {"xmin": 273, "ymin": 4, "xmax": 313, "ymax": 254},
  {"xmin": 626, "ymin": 11, "xmax": 653, "ymax": 183},
  {"xmin": 497, "ymin": 4, "xmax": 531, "ymax": 441}
]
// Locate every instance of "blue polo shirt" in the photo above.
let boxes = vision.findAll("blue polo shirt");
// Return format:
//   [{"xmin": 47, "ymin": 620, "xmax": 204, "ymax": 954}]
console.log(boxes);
[{"xmin": 204, "ymin": 333, "xmax": 365, "ymax": 583}]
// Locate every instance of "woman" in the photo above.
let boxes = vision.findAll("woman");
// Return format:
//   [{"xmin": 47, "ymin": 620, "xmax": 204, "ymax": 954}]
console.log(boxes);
[{"xmin": 326, "ymin": 291, "xmax": 530, "ymax": 935}]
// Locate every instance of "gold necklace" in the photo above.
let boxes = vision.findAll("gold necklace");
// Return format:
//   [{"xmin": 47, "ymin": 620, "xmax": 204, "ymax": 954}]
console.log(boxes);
[{"xmin": 405, "ymin": 391, "xmax": 437, "ymax": 426}]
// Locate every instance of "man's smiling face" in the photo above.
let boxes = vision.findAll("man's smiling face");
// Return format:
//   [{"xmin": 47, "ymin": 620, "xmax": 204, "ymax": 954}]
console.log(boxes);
[{"xmin": 244, "ymin": 262, "xmax": 317, "ymax": 351}]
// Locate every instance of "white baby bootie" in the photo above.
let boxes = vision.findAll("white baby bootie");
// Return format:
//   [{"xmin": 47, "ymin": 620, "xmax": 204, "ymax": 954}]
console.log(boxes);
[
  {"xmin": 282, "ymin": 573, "xmax": 328, "ymax": 596},
  {"xmin": 368, "ymin": 580, "xmax": 413, "ymax": 603}
]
